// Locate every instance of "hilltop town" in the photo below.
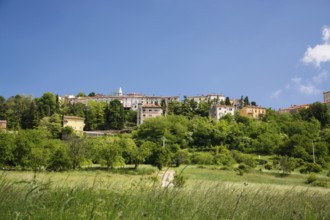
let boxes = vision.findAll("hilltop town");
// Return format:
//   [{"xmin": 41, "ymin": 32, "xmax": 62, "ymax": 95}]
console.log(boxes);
[{"xmin": 1, "ymin": 88, "xmax": 329, "ymax": 135}]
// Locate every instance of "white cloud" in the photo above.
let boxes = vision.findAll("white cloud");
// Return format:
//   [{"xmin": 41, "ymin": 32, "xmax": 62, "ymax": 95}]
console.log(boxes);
[
  {"xmin": 291, "ymin": 77, "xmax": 320, "ymax": 95},
  {"xmin": 270, "ymin": 89, "xmax": 282, "ymax": 98},
  {"xmin": 291, "ymin": 77, "xmax": 302, "ymax": 84},
  {"xmin": 298, "ymin": 84, "xmax": 320, "ymax": 95},
  {"xmin": 312, "ymin": 71, "xmax": 329, "ymax": 84},
  {"xmin": 302, "ymin": 26, "xmax": 330, "ymax": 67},
  {"xmin": 302, "ymin": 44, "xmax": 330, "ymax": 67},
  {"xmin": 322, "ymin": 26, "xmax": 330, "ymax": 42}
]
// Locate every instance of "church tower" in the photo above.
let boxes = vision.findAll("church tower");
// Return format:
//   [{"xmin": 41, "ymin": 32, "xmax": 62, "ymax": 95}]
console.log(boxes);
[{"xmin": 118, "ymin": 87, "xmax": 123, "ymax": 97}]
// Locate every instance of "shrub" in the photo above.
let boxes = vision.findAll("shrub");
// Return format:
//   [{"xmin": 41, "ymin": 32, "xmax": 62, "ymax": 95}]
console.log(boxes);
[
  {"xmin": 256, "ymin": 159, "xmax": 267, "ymax": 165},
  {"xmin": 238, "ymin": 164, "xmax": 248, "ymax": 171},
  {"xmin": 313, "ymin": 181, "xmax": 327, "ymax": 187},
  {"xmin": 305, "ymin": 174, "xmax": 317, "ymax": 184},
  {"xmin": 299, "ymin": 163, "xmax": 322, "ymax": 174},
  {"xmin": 214, "ymin": 153, "xmax": 235, "ymax": 166},
  {"xmin": 264, "ymin": 164, "xmax": 272, "ymax": 170},
  {"xmin": 233, "ymin": 152, "xmax": 257, "ymax": 168},
  {"xmin": 191, "ymin": 152, "xmax": 214, "ymax": 165}
]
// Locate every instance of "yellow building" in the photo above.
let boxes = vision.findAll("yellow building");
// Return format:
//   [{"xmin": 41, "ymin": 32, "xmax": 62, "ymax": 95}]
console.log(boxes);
[
  {"xmin": 239, "ymin": 106, "xmax": 266, "ymax": 119},
  {"xmin": 0, "ymin": 120, "xmax": 7, "ymax": 131},
  {"xmin": 278, "ymin": 104, "xmax": 310, "ymax": 114},
  {"xmin": 63, "ymin": 116, "xmax": 85, "ymax": 135}
]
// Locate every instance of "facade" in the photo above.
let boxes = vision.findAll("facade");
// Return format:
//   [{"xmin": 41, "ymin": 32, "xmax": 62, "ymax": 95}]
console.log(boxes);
[
  {"xmin": 64, "ymin": 88, "xmax": 180, "ymax": 111},
  {"xmin": 187, "ymin": 94, "xmax": 225, "ymax": 104},
  {"xmin": 63, "ymin": 116, "xmax": 85, "ymax": 135},
  {"xmin": 0, "ymin": 120, "xmax": 7, "ymax": 131},
  {"xmin": 324, "ymin": 91, "xmax": 330, "ymax": 103},
  {"xmin": 209, "ymin": 105, "xmax": 235, "ymax": 120},
  {"xmin": 240, "ymin": 106, "xmax": 266, "ymax": 119},
  {"xmin": 137, "ymin": 104, "xmax": 163, "ymax": 125},
  {"xmin": 278, "ymin": 104, "xmax": 310, "ymax": 114}
]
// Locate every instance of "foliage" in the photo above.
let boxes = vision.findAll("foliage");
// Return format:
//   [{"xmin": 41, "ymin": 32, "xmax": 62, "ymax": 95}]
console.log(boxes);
[
  {"xmin": 105, "ymin": 100, "xmax": 125, "ymax": 130},
  {"xmin": 299, "ymin": 163, "xmax": 322, "ymax": 174}
]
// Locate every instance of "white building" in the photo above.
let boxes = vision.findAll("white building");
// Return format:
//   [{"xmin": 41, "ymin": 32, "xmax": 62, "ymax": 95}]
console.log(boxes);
[
  {"xmin": 137, "ymin": 104, "xmax": 163, "ymax": 125},
  {"xmin": 209, "ymin": 104, "xmax": 235, "ymax": 120},
  {"xmin": 187, "ymin": 94, "xmax": 225, "ymax": 104},
  {"xmin": 65, "ymin": 88, "xmax": 180, "ymax": 111}
]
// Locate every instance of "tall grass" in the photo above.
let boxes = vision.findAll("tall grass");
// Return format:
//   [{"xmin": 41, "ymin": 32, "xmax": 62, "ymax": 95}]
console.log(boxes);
[{"xmin": 0, "ymin": 171, "xmax": 329, "ymax": 219}]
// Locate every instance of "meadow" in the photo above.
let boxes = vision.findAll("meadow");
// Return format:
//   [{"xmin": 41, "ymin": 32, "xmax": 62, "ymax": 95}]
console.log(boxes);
[{"xmin": 1, "ymin": 165, "xmax": 329, "ymax": 220}]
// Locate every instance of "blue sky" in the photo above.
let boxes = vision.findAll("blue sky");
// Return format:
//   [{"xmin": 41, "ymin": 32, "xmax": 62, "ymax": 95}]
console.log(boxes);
[{"xmin": 0, "ymin": 0, "xmax": 329, "ymax": 109}]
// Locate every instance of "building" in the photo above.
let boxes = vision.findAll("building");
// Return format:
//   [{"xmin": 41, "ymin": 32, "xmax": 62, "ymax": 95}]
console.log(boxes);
[
  {"xmin": 240, "ymin": 106, "xmax": 266, "ymax": 119},
  {"xmin": 0, "ymin": 120, "xmax": 7, "ymax": 131},
  {"xmin": 187, "ymin": 94, "xmax": 226, "ymax": 104},
  {"xmin": 187, "ymin": 94, "xmax": 225, "ymax": 104},
  {"xmin": 209, "ymin": 105, "xmax": 235, "ymax": 120},
  {"xmin": 63, "ymin": 116, "xmax": 85, "ymax": 135},
  {"xmin": 324, "ymin": 91, "xmax": 330, "ymax": 103},
  {"xmin": 278, "ymin": 104, "xmax": 310, "ymax": 114},
  {"xmin": 64, "ymin": 88, "xmax": 180, "ymax": 111},
  {"xmin": 137, "ymin": 104, "xmax": 163, "ymax": 125},
  {"xmin": 324, "ymin": 91, "xmax": 330, "ymax": 109}
]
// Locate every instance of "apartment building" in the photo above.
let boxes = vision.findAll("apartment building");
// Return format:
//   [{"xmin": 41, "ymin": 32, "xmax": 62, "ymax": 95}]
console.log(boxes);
[
  {"xmin": 64, "ymin": 88, "xmax": 179, "ymax": 111},
  {"xmin": 278, "ymin": 104, "xmax": 310, "ymax": 114},
  {"xmin": 187, "ymin": 94, "xmax": 225, "ymax": 104},
  {"xmin": 209, "ymin": 105, "xmax": 235, "ymax": 120},
  {"xmin": 137, "ymin": 104, "xmax": 163, "ymax": 125},
  {"xmin": 240, "ymin": 106, "xmax": 266, "ymax": 119}
]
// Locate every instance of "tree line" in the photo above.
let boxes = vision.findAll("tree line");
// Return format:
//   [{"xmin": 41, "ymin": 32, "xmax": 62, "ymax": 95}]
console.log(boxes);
[
  {"xmin": 0, "ymin": 93, "xmax": 136, "ymax": 131},
  {"xmin": 0, "ymin": 92, "xmax": 329, "ymax": 172}
]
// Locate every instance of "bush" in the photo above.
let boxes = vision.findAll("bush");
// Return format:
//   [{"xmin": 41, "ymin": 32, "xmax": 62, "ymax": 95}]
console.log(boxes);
[
  {"xmin": 238, "ymin": 164, "xmax": 248, "ymax": 171},
  {"xmin": 256, "ymin": 159, "xmax": 267, "ymax": 165},
  {"xmin": 233, "ymin": 152, "xmax": 257, "ymax": 168},
  {"xmin": 191, "ymin": 152, "xmax": 214, "ymax": 165},
  {"xmin": 305, "ymin": 174, "xmax": 317, "ymax": 184},
  {"xmin": 264, "ymin": 164, "xmax": 272, "ymax": 170},
  {"xmin": 299, "ymin": 163, "xmax": 322, "ymax": 174},
  {"xmin": 214, "ymin": 153, "xmax": 235, "ymax": 166},
  {"xmin": 312, "ymin": 181, "xmax": 327, "ymax": 187}
]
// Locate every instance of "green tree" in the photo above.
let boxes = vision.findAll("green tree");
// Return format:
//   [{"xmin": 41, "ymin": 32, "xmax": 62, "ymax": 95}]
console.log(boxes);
[
  {"xmin": 130, "ymin": 141, "xmax": 152, "ymax": 169},
  {"xmin": 225, "ymin": 97, "xmax": 231, "ymax": 105},
  {"xmin": 66, "ymin": 137, "xmax": 88, "ymax": 169},
  {"xmin": 244, "ymin": 96, "xmax": 250, "ymax": 106},
  {"xmin": 37, "ymin": 92, "xmax": 57, "ymax": 117},
  {"xmin": 88, "ymin": 92, "xmax": 96, "ymax": 97},
  {"xmin": 299, "ymin": 102, "xmax": 330, "ymax": 128},
  {"xmin": 47, "ymin": 144, "xmax": 72, "ymax": 171},
  {"xmin": 148, "ymin": 144, "xmax": 171, "ymax": 170},
  {"xmin": 38, "ymin": 113, "xmax": 62, "ymax": 138},
  {"xmin": 85, "ymin": 101, "xmax": 106, "ymax": 130},
  {"xmin": 0, "ymin": 132, "xmax": 15, "ymax": 167},
  {"xmin": 279, "ymin": 156, "xmax": 295, "ymax": 174},
  {"xmin": 105, "ymin": 100, "xmax": 125, "ymax": 130},
  {"xmin": 76, "ymin": 92, "xmax": 87, "ymax": 97}
]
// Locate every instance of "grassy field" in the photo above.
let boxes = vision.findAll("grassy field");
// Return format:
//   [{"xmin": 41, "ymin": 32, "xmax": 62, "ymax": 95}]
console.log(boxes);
[{"xmin": 1, "ymin": 165, "xmax": 329, "ymax": 219}]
